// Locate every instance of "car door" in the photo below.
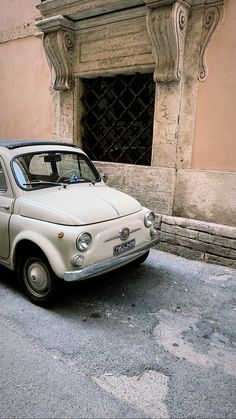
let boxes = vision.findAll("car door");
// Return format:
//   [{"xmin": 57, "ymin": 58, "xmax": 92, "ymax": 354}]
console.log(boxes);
[{"xmin": 0, "ymin": 157, "xmax": 14, "ymax": 259}]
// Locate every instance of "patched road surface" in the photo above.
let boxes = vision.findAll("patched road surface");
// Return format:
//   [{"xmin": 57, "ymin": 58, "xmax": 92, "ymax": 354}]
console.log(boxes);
[{"xmin": 0, "ymin": 250, "xmax": 235, "ymax": 418}]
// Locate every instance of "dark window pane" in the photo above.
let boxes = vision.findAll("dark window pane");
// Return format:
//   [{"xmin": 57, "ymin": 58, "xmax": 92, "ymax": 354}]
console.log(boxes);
[{"xmin": 81, "ymin": 74, "xmax": 155, "ymax": 166}]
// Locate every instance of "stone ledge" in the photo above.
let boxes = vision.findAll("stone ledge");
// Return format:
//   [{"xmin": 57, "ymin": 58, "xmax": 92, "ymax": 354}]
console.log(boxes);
[
  {"xmin": 155, "ymin": 214, "xmax": 236, "ymax": 269},
  {"xmin": 0, "ymin": 21, "xmax": 39, "ymax": 44}
]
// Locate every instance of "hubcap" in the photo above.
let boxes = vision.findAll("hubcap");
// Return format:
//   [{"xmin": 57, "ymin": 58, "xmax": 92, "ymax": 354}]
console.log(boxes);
[{"xmin": 25, "ymin": 261, "xmax": 51, "ymax": 296}]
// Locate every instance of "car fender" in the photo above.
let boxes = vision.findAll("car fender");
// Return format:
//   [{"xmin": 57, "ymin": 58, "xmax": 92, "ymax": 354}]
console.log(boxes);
[{"xmin": 11, "ymin": 230, "xmax": 68, "ymax": 279}]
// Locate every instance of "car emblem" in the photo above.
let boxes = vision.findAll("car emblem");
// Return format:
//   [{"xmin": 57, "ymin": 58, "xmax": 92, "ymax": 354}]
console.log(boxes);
[{"xmin": 119, "ymin": 227, "xmax": 130, "ymax": 241}]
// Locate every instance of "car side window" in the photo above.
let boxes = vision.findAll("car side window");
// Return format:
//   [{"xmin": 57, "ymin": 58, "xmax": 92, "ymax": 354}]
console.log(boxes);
[
  {"xmin": 0, "ymin": 161, "xmax": 7, "ymax": 193},
  {"xmin": 12, "ymin": 160, "xmax": 29, "ymax": 187}
]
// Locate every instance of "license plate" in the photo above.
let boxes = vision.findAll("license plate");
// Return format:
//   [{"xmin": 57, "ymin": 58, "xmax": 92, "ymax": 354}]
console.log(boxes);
[{"xmin": 113, "ymin": 239, "xmax": 135, "ymax": 256}]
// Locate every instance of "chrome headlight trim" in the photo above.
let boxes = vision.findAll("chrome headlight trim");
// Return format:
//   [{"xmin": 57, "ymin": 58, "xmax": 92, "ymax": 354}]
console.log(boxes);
[
  {"xmin": 76, "ymin": 232, "xmax": 92, "ymax": 252},
  {"xmin": 144, "ymin": 211, "xmax": 155, "ymax": 228}
]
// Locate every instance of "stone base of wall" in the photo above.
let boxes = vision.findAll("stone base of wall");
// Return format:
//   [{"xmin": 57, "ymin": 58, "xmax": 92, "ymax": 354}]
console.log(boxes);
[{"xmin": 154, "ymin": 214, "xmax": 236, "ymax": 269}]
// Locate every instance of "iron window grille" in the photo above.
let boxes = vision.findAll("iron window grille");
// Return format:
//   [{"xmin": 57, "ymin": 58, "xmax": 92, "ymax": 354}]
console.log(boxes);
[{"xmin": 81, "ymin": 73, "xmax": 155, "ymax": 166}]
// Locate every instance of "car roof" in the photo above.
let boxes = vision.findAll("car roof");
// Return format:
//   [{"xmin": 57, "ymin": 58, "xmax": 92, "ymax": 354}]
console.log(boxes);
[{"xmin": 0, "ymin": 140, "xmax": 76, "ymax": 150}]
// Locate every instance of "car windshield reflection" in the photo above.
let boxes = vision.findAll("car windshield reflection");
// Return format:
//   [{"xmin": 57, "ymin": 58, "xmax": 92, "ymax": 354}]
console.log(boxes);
[{"xmin": 12, "ymin": 151, "xmax": 100, "ymax": 190}]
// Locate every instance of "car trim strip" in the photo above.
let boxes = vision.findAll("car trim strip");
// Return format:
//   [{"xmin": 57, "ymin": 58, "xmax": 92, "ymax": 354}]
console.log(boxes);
[{"xmin": 103, "ymin": 227, "xmax": 141, "ymax": 243}]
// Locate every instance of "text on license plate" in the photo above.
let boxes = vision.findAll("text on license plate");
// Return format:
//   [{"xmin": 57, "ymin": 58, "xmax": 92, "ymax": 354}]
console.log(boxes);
[{"xmin": 113, "ymin": 239, "xmax": 135, "ymax": 256}]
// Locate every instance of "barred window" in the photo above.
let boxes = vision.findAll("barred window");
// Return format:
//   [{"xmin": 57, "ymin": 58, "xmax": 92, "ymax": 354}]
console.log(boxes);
[{"xmin": 81, "ymin": 73, "xmax": 155, "ymax": 166}]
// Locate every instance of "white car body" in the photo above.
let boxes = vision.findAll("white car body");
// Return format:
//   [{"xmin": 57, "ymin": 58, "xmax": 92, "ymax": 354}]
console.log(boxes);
[{"xmin": 0, "ymin": 141, "xmax": 159, "ymax": 305}]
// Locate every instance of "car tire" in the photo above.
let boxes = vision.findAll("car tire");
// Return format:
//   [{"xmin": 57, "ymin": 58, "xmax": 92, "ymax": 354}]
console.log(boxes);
[{"xmin": 17, "ymin": 252, "xmax": 63, "ymax": 307}]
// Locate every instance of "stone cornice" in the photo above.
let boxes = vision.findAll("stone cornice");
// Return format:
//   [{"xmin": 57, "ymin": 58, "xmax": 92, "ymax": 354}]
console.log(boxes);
[
  {"xmin": 36, "ymin": 0, "xmax": 224, "ymax": 19},
  {"xmin": 36, "ymin": 0, "xmax": 144, "ymax": 19},
  {"xmin": 144, "ymin": 0, "xmax": 223, "ymax": 8},
  {"xmin": 36, "ymin": 14, "xmax": 75, "ymax": 32},
  {"xmin": 198, "ymin": 3, "xmax": 224, "ymax": 80},
  {"xmin": 36, "ymin": 16, "xmax": 75, "ymax": 90},
  {"xmin": 146, "ymin": 1, "xmax": 189, "ymax": 82},
  {"xmin": 36, "ymin": 0, "xmax": 224, "ymax": 89}
]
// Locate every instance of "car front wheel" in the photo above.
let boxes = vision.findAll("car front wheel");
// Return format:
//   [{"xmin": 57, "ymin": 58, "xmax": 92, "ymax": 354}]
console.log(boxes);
[{"xmin": 18, "ymin": 253, "xmax": 62, "ymax": 307}]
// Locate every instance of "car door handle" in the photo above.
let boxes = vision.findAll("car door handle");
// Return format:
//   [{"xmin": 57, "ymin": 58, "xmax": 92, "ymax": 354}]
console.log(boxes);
[{"xmin": 0, "ymin": 204, "xmax": 10, "ymax": 210}]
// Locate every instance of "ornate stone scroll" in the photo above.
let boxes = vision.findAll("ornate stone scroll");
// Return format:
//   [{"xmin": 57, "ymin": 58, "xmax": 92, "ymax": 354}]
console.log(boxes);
[
  {"xmin": 146, "ymin": 1, "xmax": 189, "ymax": 82},
  {"xmin": 36, "ymin": 16, "xmax": 75, "ymax": 90},
  {"xmin": 198, "ymin": 4, "xmax": 224, "ymax": 81}
]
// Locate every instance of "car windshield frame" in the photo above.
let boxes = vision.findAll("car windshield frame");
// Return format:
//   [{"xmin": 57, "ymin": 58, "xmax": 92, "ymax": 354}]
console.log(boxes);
[{"xmin": 11, "ymin": 149, "xmax": 101, "ymax": 191}]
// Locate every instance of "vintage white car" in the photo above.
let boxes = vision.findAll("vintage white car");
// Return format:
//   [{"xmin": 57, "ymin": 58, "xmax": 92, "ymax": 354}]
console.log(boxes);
[{"xmin": 0, "ymin": 141, "xmax": 159, "ymax": 306}]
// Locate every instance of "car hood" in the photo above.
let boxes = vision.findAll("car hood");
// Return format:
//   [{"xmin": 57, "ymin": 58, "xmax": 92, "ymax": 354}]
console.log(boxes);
[{"xmin": 16, "ymin": 185, "xmax": 142, "ymax": 225}]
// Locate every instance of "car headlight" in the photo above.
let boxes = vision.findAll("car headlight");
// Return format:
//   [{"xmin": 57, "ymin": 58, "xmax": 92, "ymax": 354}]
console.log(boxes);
[
  {"xmin": 144, "ymin": 211, "xmax": 155, "ymax": 228},
  {"xmin": 76, "ymin": 232, "xmax": 92, "ymax": 252}
]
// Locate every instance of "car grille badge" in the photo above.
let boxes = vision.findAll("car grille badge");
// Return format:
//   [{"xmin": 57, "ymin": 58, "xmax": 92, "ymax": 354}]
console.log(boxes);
[{"xmin": 119, "ymin": 227, "xmax": 130, "ymax": 241}]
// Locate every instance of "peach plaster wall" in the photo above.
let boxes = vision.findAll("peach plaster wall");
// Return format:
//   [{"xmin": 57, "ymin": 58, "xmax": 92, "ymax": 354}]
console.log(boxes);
[
  {"xmin": 0, "ymin": 0, "xmax": 40, "ymax": 30},
  {"xmin": 0, "ymin": 0, "xmax": 53, "ymax": 141},
  {"xmin": 0, "ymin": 36, "xmax": 53, "ymax": 140},
  {"xmin": 191, "ymin": 0, "xmax": 236, "ymax": 172}
]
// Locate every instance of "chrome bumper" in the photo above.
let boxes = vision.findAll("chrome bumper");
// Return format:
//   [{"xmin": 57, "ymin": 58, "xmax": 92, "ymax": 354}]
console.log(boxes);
[{"xmin": 64, "ymin": 235, "xmax": 160, "ymax": 282}]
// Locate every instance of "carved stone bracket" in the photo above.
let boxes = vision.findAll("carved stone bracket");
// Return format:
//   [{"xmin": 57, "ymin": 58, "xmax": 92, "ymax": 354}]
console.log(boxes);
[
  {"xmin": 146, "ymin": 1, "xmax": 189, "ymax": 83},
  {"xmin": 198, "ymin": 4, "xmax": 224, "ymax": 81},
  {"xmin": 36, "ymin": 16, "xmax": 75, "ymax": 90}
]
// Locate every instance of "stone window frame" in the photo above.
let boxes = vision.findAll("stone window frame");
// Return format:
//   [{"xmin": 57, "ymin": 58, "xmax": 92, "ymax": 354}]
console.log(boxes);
[{"xmin": 36, "ymin": 0, "xmax": 224, "ymax": 171}]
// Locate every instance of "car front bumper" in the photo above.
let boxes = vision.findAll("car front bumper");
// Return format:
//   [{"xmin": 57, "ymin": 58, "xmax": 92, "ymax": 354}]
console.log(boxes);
[{"xmin": 64, "ymin": 234, "xmax": 160, "ymax": 282}]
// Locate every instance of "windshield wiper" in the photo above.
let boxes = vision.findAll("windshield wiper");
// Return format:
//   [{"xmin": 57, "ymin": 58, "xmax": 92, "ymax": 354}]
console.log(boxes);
[
  {"xmin": 23, "ymin": 181, "xmax": 66, "ymax": 188},
  {"xmin": 23, "ymin": 177, "xmax": 97, "ymax": 187},
  {"xmin": 79, "ymin": 176, "xmax": 96, "ymax": 185}
]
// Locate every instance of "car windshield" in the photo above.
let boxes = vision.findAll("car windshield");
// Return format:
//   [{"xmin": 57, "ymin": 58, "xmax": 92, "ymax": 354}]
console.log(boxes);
[{"xmin": 12, "ymin": 150, "xmax": 100, "ymax": 190}]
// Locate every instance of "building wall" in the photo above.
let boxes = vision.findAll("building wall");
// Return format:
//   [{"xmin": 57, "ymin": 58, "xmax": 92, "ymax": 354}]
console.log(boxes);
[
  {"xmin": 171, "ymin": 0, "xmax": 236, "ymax": 226},
  {"xmin": 192, "ymin": 0, "xmax": 236, "ymax": 172},
  {"xmin": 66, "ymin": 0, "xmax": 235, "ymax": 227},
  {"xmin": 0, "ymin": 0, "xmax": 53, "ymax": 140},
  {"xmin": 0, "ymin": 0, "xmax": 235, "ymax": 267},
  {"xmin": 0, "ymin": 0, "xmax": 39, "ymax": 28},
  {"xmin": 0, "ymin": 0, "xmax": 235, "ymax": 231}
]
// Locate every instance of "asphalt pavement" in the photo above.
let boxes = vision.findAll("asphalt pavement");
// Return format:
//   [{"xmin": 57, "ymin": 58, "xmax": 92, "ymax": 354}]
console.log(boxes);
[{"xmin": 0, "ymin": 249, "xmax": 235, "ymax": 418}]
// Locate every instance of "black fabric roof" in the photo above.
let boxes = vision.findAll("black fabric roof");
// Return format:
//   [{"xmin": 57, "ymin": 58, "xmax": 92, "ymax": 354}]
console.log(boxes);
[{"xmin": 0, "ymin": 140, "xmax": 76, "ymax": 150}]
